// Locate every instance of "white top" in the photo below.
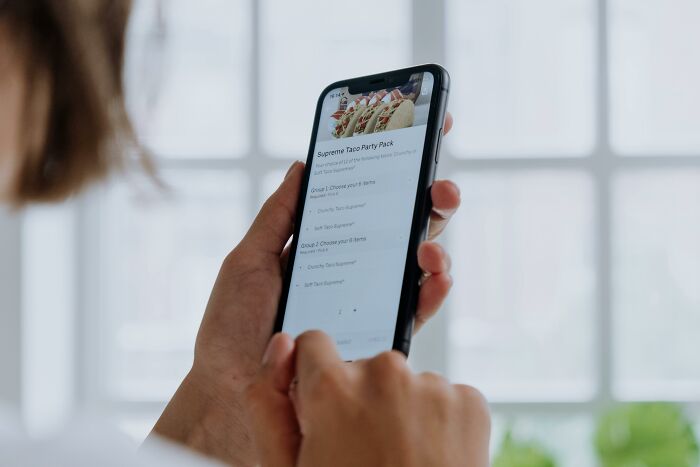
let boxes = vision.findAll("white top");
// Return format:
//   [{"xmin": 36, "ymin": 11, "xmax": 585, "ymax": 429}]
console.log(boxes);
[{"xmin": 0, "ymin": 408, "xmax": 221, "ymax": 467}]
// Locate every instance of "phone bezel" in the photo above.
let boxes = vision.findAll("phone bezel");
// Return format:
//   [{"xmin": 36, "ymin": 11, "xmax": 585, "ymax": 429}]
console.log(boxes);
[{"xmin": 273, "ymin": 63, "xmax": 450, "ymax": 357}]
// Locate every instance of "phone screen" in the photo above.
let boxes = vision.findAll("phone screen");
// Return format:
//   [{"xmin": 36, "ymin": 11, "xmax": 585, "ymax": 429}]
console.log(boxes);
[{"xmin": 281, "ymin": 71, "xmax": 436, "ymax": 360}]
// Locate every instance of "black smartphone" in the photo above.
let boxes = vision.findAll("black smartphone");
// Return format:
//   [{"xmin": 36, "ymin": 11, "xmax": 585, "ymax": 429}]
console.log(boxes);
[{"xmin": 274, "ymin": 64, "xmax": 450, "ymax": 360}]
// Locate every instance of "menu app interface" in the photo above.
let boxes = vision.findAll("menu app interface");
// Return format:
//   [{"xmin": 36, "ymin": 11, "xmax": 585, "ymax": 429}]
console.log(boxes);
[{"xmin": 282, "ymin": 72, "xmax": 435, "ymax": 360}]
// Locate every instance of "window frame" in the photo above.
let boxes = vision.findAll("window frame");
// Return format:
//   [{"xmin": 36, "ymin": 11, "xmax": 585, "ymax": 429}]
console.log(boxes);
[{"xmin": 72, "ymin": 0, "xmax": 700, "ymax": 427}]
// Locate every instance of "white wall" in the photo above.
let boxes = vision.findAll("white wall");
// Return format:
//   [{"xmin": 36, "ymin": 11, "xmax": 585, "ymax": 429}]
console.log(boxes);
[
  {"xmin": 0, "ymin": 208, "xmax": 21, "ymax": 407},
  {"xmin": 0, "ymin": 205, "xmax": 77, "ymax": 434}
]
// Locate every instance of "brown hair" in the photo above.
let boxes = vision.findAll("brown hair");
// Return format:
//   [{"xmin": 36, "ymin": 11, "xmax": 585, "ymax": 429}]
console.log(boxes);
[{"xmin": 1, "ymin": 0, "xmax": 152, "ymax": 205}]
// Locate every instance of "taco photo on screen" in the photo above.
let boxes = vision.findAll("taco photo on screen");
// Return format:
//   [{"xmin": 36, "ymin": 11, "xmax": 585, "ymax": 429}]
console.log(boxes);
[
  {"xmin": 348, "ymin": 95, "xmax": 371, "ymax": 111},
  {"xmin": 332, "ymin": 105, "xmax": 365, "ymax": 138},
  {"xmin": 373, "ymin": 98, "xmax": 415, "ymax": 133},
  {"xmin": 368, "ymin": 90, "xmax": 388, "ymax": 106},
  {"xmin": 382, "ymin": 88, "xmax": 404, "ymax": 103},
  {"xmin": 353, "ymin": 102, "xmax": 389, "ymax": 135}
]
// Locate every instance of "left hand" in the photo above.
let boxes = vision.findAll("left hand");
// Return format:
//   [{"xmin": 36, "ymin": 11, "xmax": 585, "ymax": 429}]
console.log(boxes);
[{"xmin": 149, "ymin": 114, "xmax": 460, "ymax": 466}]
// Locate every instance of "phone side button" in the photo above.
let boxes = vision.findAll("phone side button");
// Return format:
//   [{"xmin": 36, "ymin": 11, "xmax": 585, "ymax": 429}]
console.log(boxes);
[
  {"xmin": 435, "ymin": 128, "xmax": 443, "ymax": 164},
  {"xmin": 400, "ymin": 339, "xmax": 412, "ymax": 356}
]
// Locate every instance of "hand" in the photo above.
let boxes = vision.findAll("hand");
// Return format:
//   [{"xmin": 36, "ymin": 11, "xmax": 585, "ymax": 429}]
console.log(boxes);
[
  {"xmin": 246, "ymin": 332, "xmax": 491, "ymax": 467},
  {"xmin": 149, "ymin": 114, "xmax": 460, "ymax": 465}
]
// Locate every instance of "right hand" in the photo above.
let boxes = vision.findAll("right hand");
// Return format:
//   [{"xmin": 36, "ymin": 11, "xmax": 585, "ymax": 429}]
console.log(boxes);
[{"xmin": 245, "ymin": 331, "xmax": 491, "ymax": 467}]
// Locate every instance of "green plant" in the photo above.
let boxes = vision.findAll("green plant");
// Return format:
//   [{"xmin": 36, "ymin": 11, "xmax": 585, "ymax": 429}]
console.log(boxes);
[
  {"xmin": 595, "ymin": 402, "xmax": 699, "ymax": 467},
  {"xmin": 493, "ymin": 430, "xmax": 557, "ymax": 467}
]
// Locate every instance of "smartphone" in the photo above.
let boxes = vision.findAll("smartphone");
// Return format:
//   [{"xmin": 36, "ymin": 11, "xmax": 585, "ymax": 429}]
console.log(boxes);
[{"xmin": 274, "ymin": 64, "xmax": 450, "ymax": 361}]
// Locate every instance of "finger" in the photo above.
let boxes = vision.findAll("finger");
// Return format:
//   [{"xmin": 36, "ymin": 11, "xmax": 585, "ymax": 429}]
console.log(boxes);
[
  {"xmin": 428, "ymin": 180, "xmax": 461, "ymax": 240},
  {"xmin": 443, "ymin": 112, "xmax": 454, "ymax": 135},
  {"xmin": 414, "ymin": 273, "xmax": 453, "ymax": 334},
  {"xmin": 245, "ymin": 333, "xmax": 299, "ymax": 467},
  {"xmin": 295, "ymin": 330, "xmax": 343, "ymax": 384},
  {"xmin": 240, "ymin": 162, "xmax": 304, "ymax": 258},
  {"xmin": 417, "ymin": 242, "xmax": 451, "ymax": 275}
]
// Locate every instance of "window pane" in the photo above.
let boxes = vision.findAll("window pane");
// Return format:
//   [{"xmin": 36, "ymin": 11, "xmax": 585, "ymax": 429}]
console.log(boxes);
[
  {"xmin": 116, "ymin": 414, "xmax": 162, "ymax": 442},
  {"xmin": 260, "ymin": 0, "xmax": 411, "ymax": 156},
  {"xmin": 448, "ymin": 172, "xmax": 595, "ymax": 401},
  {"xmin": 491, "ymin": 413, "xmax": 594, "ymax": 467},
  {"xmin": 611, "ymin": 0, "xmax": 700, "ymax": 154},
  {"xmin": 97, "ymin": 171, "xmax": 250, "ymax": 400},
  {"xmin": 125, "ymin": 0, "xmax": 251, "ymax": 157},
  {"xmin": 446, "ymin": 0, "xmax": 595, "ymax": 156},
  {"xmin": 614, "ymin": 171, "xmax": 700, "ymax": 399}
]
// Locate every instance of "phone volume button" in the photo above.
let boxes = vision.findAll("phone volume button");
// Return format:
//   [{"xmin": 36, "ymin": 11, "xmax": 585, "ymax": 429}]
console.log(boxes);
[{"xmin": 435, "ymin": 128, "xmax": 443, "ymax": 164}]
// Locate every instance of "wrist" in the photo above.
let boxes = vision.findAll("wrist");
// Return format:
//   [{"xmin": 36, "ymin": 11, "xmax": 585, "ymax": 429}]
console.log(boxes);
[{"xmin": 150, "ymin": 368, "xmax": 256, "ymax": 466}]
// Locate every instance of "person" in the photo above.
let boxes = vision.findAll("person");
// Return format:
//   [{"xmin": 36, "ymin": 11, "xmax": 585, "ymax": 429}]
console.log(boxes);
[{"xmin": 0, "ymin": 1, "xmax": 490, "ymax": 466}]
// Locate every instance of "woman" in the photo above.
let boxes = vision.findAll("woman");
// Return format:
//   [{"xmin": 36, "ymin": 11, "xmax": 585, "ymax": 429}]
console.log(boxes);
[{"xmin": 0, "ymin": 1, "xmax": 489, "ymax": 466}]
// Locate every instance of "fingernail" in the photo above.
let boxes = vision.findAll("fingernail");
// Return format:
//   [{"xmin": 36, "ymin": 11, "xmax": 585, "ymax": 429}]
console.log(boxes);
[
  {"xmin": 285, "ymin": 161, "xmax": 299, "ymax": 179},
  {"xmin": 262, "ymin": 334, "xmax": 281, "ymax": 365},
  {"xmin": 262, "ymin": 333, "xmax": 292, "ymax": 365}
]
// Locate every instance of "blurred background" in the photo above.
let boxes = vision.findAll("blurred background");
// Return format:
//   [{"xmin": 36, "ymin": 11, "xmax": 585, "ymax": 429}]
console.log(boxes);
[{"xmin": 1, "ymin": 0, "xmax": 699, "ymax": 464}]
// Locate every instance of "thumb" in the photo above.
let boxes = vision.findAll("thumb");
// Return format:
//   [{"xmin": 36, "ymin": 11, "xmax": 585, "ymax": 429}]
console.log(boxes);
[
  {"xmin": 240, "ymin": 161, "xmax": 305, "ymax": 258},
  {"xmin": 245, "ymin": 333, "xmax": 300, "ymax": 467}
]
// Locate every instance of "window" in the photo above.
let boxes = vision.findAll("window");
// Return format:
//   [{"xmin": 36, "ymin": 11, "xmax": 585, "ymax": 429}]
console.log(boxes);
[
  {"xmin": 613, "ymin": 170, "xmax": 700, "ymax": 399},
  {"xmin": 73, "ymin": 0, "xmax": 700, "ymax": 461},
  {"xmin": 610, "ymin": 0, "xmax": 700, "ymax": 154},
  {"xmin": 447, "ymin": 171, "xmax": 595, "ymax": 402},
  {"xmin": 125, "ymin": 0, "xmax": 252, "ymax": 156},
  {"xmin": 95, "ymin": 171, "xmax": 250, "ymax": 401},
  {"xmin": 81, "ymin": 0, "xmax": 414, "ymax": 437},
  {"xmin": 259, "ymin": 0, "xmax": 411, "ymax": 155},
  {"xmin": 446, "ymin": 0, "xmax": 595, "ymax": 156}
]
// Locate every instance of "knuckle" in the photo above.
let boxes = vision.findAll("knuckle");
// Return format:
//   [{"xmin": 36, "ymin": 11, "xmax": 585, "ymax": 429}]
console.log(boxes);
[
  {"xmin": 220, "ymin": 248, "xmax": 239, "ymax": 272},
  {"xmin": 296, "ymin": 330, "xmax": 333, "ymax": 356},
  {"xmin": 366, "ymin": 352, "xmax": 410, "ymax": 392},
  {"xmin": 370, "ymin": 351, "xmax": 408, "ymax": 377},
  {"xmin": 454, "ymin": 384, "xmax": 487, "ymax": 404},
  {"xmin": 296, "ymin": 329, "xmax": 327, "ymax": 345},
  {"xmin": 415, "ymin": 373, "xmax": 454, "ymax": 422},
  {"xmin": 419, "ymin": 371, "xmax": 449, "ymax": 388},
  {"xmin": 222, "ymin": 244, "xmax": 246, "ymax": 267},
  {"xmin": 454, "ymin": 384, "xmax": 491, "ymax": 422},
  {"xmin": 309, "ymin": 364, "xmax": 345, "ymax": 398},
  {"xmin": 220, "ymin": 247, "xmax": 256, "ymax": 279},
  {"xmin": 296, "ymin": 330, "xmax": 334, "ymax": 355}
]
